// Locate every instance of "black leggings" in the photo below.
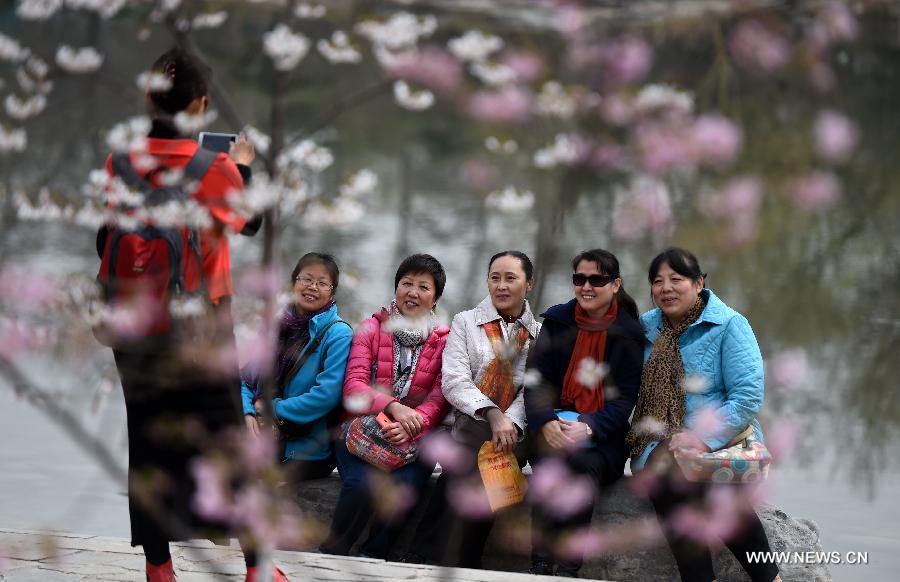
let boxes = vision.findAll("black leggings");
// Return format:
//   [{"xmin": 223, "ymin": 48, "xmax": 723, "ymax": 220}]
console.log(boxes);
[{"xmin": 646, "ymin": 442, "xmax": 779, "ymax": 582}]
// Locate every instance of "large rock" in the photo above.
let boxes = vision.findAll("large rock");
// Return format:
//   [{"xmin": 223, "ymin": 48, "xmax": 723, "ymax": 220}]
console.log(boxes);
[{"xmin": 294, "ymin": 474, "xmax": 829, "ymax": 581}]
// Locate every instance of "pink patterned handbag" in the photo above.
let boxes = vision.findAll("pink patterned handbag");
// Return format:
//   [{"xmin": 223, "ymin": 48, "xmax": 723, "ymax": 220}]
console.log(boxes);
[{"xmin": 674, "ymin": 426, "xmax": 772, "ymax": 483}]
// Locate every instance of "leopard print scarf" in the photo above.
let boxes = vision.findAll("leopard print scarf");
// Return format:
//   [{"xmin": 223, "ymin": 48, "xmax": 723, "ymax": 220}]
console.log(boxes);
[{"xmin": 626, "ymin": 295, "xmax": 706, "ymax": 458}]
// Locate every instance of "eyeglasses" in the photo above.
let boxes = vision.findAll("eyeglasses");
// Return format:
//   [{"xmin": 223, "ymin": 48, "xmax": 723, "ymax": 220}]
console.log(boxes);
[
  {"xmin": 295, "ymin": 277, "xmax": 333, "ymax": 291},
  {"xmin": 572, "ymin": 273, "xmax": 618, "ymax": 287}
]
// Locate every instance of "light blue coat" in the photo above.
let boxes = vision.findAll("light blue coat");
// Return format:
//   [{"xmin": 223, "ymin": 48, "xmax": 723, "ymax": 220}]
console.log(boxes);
[
  {"xmin": 632, "ymin": 289, "xmax": 765, "ymax": 470},
  {"xmin": 241, "ymin": 303, "xmax": 353, "ymax": 462}
]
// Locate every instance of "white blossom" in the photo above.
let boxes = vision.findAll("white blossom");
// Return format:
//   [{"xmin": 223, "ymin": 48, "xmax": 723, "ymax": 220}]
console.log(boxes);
[
  {"xmin": 55, "ymin": 45, "xmax": 104, "ymax": 73},
  {"xmin": 0, "ymin": 126, "xmax": 27, "ymax": 153},
  {"xmin": 484, "ymin": 136, "xmax": 518, "ymax": 154},
  {"xmin": 4, "ymin": 94, "xmax": 47, "ymax": 120},
  {"xmin": 470, "ymin": 62, "xmax": 516, "ymax": 87},
  {"xmin": 295, "ymin": 2, "xmax": 326, "ymax": 19},
  {"xmin": 448, "ymin": 30, "xmax": 503, "ymax": 63},
  {"xmin": 634, "ymin": 84, "xmax": 694, "ymax": 115},
  {"xmin": 339, "ymin": 169, "xmax": 378, "ymax": 198},
  {"xmin": 242, "ymin": 125, "xmax": 270, "ymax": 156},
  {"xmin": 228, "ymin": 176, "xmax": 287, "ymax": 215},
  {"xmin": 303, "ymin": 197, "xmax": 365, "ymax": 227},
  {"xmin": 0, "ymin": 33, "xmax": 30, "ymax": 62},
  {"xmin": 575, "ymin": 357, "xmax": 610, "ymax": 390},
  {"xmin": 136, "ymin": 71, "xmax": 173, "ymax": 93},
  {"xmin": 683, "ymin": 374, "xmax": 711, "ymax": 394},
  {"xmin": 393, "ymin": 81, "xmax": 434, "ymax": 111},
  {"xmin": 278, "ymin": 140, "xmax": 333, "ymax": 173},
  {"xmin": 263, "ymin": 24, "xmax": 310, "ymax": 71},
  {"xmin": 106, "ymin": 116, "xmax": 151, "ymax": 153},
  {"xmin": 632, "ymin": 416, "xmax": 667, "ymax": 437},
  {"xmin": 158, "ymin": 0, "xmax": 181, "ymax": 12},
  {"xmin": 535, "ymin": 81, "xmax": 578, "ymax": 120},
  {"xmin": 169, "ymin": 296, "xmax": 207, "ymax": 319},
  {"xmin": 144, "ymin": 199, "xmax": 213, "ymax": 229},
  {"xmin": 26, "ymin": 56, "xmax": 49, "ymax": 79},
  {"xmin": 17, "ymin": 0, "xmax": 64, "ymax": 20},
  {"xmin": 485, "ymin": 186, "xmax": 534, "ymax": 213},
  {"xmin": 192, "ymin": 11, "xmax": 228, "ymax": 29},
  {"xmin": 317, "ymin": 31, "xmax": 362, "ymax": 64},
  {"xmin": 355, "ymin": 12, "xmax": 437, "ymax": 51},
  {"xmin": 173, "ymin": 109, "xmax": 217, "ymax": 134},
  {"xmin": 533, "ymin": 133, "xmax": 585, "ymax": 169},
  {"xmin": 16, "ymin": 67, "xmax": 52, "ymax": 94}
]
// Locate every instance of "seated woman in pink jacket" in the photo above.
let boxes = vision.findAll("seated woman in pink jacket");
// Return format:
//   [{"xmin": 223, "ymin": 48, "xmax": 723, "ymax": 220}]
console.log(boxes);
[{"xmin": 320, "ymin": 254, "xmax": 450, "ymax": 559}]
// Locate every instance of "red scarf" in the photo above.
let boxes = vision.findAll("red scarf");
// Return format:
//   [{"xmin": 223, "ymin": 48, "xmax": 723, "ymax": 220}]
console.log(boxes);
[{"xmin": 560, "ymin": 300, "xmax": 618, "ymax": 414}]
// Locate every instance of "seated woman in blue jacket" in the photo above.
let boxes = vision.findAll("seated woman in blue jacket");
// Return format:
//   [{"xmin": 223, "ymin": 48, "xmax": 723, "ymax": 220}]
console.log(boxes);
[
  {"xmin": 242, "ymin": 252, "xmax": 353, "ymax": 482},
  {"xmin": 626, "ymin": 248, "xmax": 781, "ymax": 582},
  {"xmin": 524, "ymin": 249, "xmax": 644, "ymax": 577}
]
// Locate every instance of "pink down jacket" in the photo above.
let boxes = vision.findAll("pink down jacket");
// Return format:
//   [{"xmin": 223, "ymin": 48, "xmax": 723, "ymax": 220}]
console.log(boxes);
[{"xmin": 342, "ymin": 309, "xmax": 450, "ymax": 438}]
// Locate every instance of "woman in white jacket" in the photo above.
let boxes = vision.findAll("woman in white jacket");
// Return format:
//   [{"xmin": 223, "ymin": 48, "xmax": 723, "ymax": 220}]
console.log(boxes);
[{"xmin": 404, "ymin": 250, "xmax": 540, "ymax": 568}]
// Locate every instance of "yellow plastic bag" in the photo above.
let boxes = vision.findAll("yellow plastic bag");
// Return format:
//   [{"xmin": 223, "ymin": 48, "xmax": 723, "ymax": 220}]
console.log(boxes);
[{"xmin": 477, "ymin": 441, "xmax": 528, "ymax": 512}]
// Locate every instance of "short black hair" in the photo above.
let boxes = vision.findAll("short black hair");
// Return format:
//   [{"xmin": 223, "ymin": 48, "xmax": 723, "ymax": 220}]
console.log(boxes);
[
  {"xmin": 394, "ymin": 253, "xmax": 446, "ymax": 300},
  {"xmin": 147, "ymin": 47, "xmax": 211, "ymax": 116},
  {"xmin": 488, "ymin": 250, "xmax": 534, "ymax": 281},
  {"xmin": 648, "ymin": 247, "xmax": 706, "ymax": 285},
  {"xmin": 291, "ymin": 252, "xmax": 340, "ymax": 293}
]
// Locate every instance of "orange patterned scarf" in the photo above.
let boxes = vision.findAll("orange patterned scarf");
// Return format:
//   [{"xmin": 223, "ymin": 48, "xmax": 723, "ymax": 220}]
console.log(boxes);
[
  {"xmin": 560, "ymin": 301, "xmax": 618, "ymax": 414},
  {"xmin": 479, "ymin": 320, "xmax": 531, "ymax": 412}
]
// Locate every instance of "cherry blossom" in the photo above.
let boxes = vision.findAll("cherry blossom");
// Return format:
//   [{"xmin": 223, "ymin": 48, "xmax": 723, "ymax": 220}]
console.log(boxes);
[
  {"xmin": 356, "ymin": 12, "xmax": 436, "ymax": 52},
  {"xmin": 317, "ymin": 31, "xmax": 362, "ymax": 64},
  {"xmin": 729, "ymin": 19, "xmax": 790, "ymax": 73},
  {"xmin": 339, "ymin": 169, "xmax": 379, "ymax": 199},
  {"xmin": 484, "ymin": 136, "xmax": 518, "ymax": 155},
  {"xmin": 575, "ymin": 357, "xmax": 609, "ymax": 390},
  {"xmin": 295, "ymin": 2, "xmax": 326, "ymax": 19},
  {"xmin": 263, "ymin": 24, "xmax": 310, "ymax": 71},
  {"xmin": 191, "ymin": 11, "xmax": 228, "ymax": 30},
  {"xmin": 813, "ymin": 109, "xmax": 859, "ymax": 162},
  {"xmin": 486, "ymin": 186, "xmax": 535, "ymax": 213},
  {"xmin": 468, "ymin": 86, "xmax": 532, "ymax": 123},
  {"xmin": 535, "ymin": 81, "xmax": 578, "ymax": 120},
  {"xmin": 16, "ymin": 0, "xmax": 63, "ymax": 21},
  {"xmin": 174, "ymin": 109, "xmax": 217, "ymax": 134},
  {"xmin": 0, "ymin": 33, "xmax": 30, "ymax": 62},
  {"xmin": 4, "ymin": 94, "xmax": 47, "ymax": 120},
  {"xmin": 533, "ymin": 133, "xmax": 591, "ymax": 169},
  {"xmin": 634, "ymin": 84, "xmax": 693, "ymax": 116},
  {"xmin": 768, "ymin": 349, "xmax": 809, "ymax": 388},
  {"xmin": 448, "ymin": 30, "xmax": 503, "ymax": 63},
  {"xmin": 383, "ymin": 47, "xmax": 462, "ymax": 95},
  {"xmin": 785, "ymin": 170, "xmax": 841, "ymax": 211},
  {"xmin": 689, "ymin": 114, "xmax": 743, "ymax": 167},
  {"xmin": 55, "ymin": 45, "xmax": 104, "ymax": 74},
  {"xmin": 393, "ymin": 81, "xmax": 434, "ymax": 111},
  {"xmin": 136, "ymin": 71, "xmax": 173, "ymax": 93},
  {"xmin": 0, "ymin": 126, "xmax": 27, "ymax": 153}
]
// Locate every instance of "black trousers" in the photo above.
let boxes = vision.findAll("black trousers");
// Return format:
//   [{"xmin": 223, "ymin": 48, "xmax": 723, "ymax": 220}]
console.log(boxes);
[
  {"xmin": 529, "ymin": 435, "xmax": 617, "ymax": 572},
  {"xmin": 646, "ymin": 442, "xmax": 780, "ymax": 582},
  {"xmin": 410, "ymin": 426, "xmax": 529, "ymax": 569}
]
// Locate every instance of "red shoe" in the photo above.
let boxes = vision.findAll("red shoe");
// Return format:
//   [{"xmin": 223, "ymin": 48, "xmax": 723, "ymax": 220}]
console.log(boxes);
[
  {"xmin": 245, "ymin": 565, "xmax": 290, "ymax": 582},
  {"xmin": 146, "ymin": 559, "xmax": 177, "ymax": 582}
]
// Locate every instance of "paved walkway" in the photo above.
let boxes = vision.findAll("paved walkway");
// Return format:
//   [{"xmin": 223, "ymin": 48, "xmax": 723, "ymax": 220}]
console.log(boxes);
[{"xmin": 0, "ymin": 529, "xmax": 610, "ymax": 581}]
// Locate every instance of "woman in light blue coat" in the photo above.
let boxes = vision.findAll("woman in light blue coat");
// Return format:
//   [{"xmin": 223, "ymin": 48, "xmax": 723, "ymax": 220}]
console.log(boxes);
[
  {"xmin": 626, "ymin": 248, "xmax": 781, "ymax": 582},
  {"xmin": 242, "ymin": 252, "xmax": 353, "ymax": 481}
]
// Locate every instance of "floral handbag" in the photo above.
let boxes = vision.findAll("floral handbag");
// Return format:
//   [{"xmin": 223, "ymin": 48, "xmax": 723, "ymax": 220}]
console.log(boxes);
[
  {"xmin": 674, "ymin": 425, "xmax": 772, "ymax": 483},
  {"xmin": 345, "ymin": 414, "xmax": 417, "ymax": 472}
]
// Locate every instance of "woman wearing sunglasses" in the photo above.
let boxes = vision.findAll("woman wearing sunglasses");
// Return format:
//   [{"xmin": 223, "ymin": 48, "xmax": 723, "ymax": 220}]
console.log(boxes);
[{"xmin": 524, "ymin": 249, "xmax": 644, "ymax": 577}]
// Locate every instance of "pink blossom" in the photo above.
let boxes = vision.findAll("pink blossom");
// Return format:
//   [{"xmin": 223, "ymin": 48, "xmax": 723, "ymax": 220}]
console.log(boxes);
[
  {"xmin": 236, "ymin": 429, "xmax": 278, "ymax": 473},
  {"xmin": 566, "ymin": 41, "xmax": 604, "ymax": 71},
  {"xmin": 612, "ymin": 175, "xmax": 674, "ymax": 240},
  {"xmin": 729, "ymin": 20, "xmax": 791, "ymax": 73},
  {"xmin": 671, "ymin": 486, "xmax": 742, "ymax": 545},
  {"xmin": 765, "ymin": 420, "xmax": 799, "ymax": 462},
  {"xmin": 419, "ymin": 431, "xmax": 470, "ymax": 474},
  {"xmin": 383, "ymin": 46, "xmax": 463, "ymax": 95},
  {"xmin": 554, "ymin": 5, "xmax": 587, "ymax": 35},
  {"xmin": 785, "ymin": 171, "xmax": 841, "ymax": 211},
  {"xmin": 529, "ymin": 458, "xmax": 595, "ymax": 519},
  {"xmin": 604, "ymin": 36, "xmax": 654, "ymax": 85},
  {"xmin": 690, "ymin": 406, "xmax": 724, "ymax": 444},
  {"xmin": 700, "ymin": 176, "xmax": 762, "ymax": 219},
  {"xmin": 599, "ymin": 93, "xmax": 635, "ymax": 126},
  {"xmin": 768, "ymin": 348, "xmax": 809, "ymax": 388},
  {"xmin": 690, "ymin": 114, "xmax": 743, "ymax": 167},
  {"xmin": 461, "ymin": 158, "xmax": 499, "ymax": 190},
  {"xmin": 808, "ymin": 1, "xmax": 858, "ymax": 51},
  {"xmin": 528, "ymin": 458, "xmax": 570, "ymax": 504},
  {"xmin": 0, "ymin": 268, "xmax": 58, "ymax": 307},
  {"xmin": 0, "ymin": 318, "xmax": 41, "ymax": 359},
  {"xmin": 447, "ymin": 475, "xmax": 494, "ymax": 519},
  {"xmin": 190, "ymin": 458, "xmax": 233, "ymax": 521},
  {"xmin": 237, "ymin": 265, "xmax": 282, "ymax": 300},
  {"xmin": 590, "ymin": 143, "xmax": 627, "ymax": 170},
  {"xmin": 467, "ymin": 87, "xmax": 533, "ymax": 123},
  {"xmin": 499, "ymin": 50, "xmax": 544, "ymax": 84},
  {"xmin": 633, "ymin": 122, "xmax": 692, "ymax": 175},
  {"xmin": 813, "ymin": 110, "xmax": 859, "ymax": 162}
]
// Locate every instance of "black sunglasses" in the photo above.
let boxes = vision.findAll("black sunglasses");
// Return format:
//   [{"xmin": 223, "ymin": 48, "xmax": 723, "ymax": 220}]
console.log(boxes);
[{"xmin": 572, "ymin": 273, "xmax": 618, "ymax": 287}]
